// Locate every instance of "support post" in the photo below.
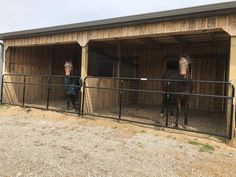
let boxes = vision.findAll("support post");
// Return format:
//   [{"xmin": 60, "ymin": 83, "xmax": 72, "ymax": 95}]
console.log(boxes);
[
  {"xmin": 80, "ymin": 43, "xmax": 89, "ymax": 115},
  {"xmin": 3, "ymin": 46, "xmax": 9, "ymax": 74},
  {"xmin": 228, "ymin": 36, "xmax": 236, "ymax": 144},
  {"xmin": 0, "ymin": 42, "xmax": 3, "ymax": 100},
  {"xmin": 81, "ymin": 44, "xmax": 89, "ymax": 81}
]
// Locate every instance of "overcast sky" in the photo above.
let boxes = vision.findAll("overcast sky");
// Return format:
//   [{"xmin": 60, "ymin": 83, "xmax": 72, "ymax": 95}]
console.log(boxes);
[{"xmin": 0, "ymin": 0, "xmax": 234, "ymax": 33}]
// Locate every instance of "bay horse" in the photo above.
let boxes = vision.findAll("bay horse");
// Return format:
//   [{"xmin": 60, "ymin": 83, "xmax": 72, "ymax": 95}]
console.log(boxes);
[
  {"xmin": 64, "ymin": 61, "xmax": 82, "ymax": 110},
  {"xmin": 161, "ymin": 57, "xmax": 192, "ymax": 127}
]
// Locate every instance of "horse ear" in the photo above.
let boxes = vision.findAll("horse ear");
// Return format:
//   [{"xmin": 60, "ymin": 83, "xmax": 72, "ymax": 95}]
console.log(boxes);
[
  {"xmin": 188, "ymin": 57, "xmax": 192, "ymax": 65},
  {"xmin": 184, "ymin": 55, "xmax": 191, "ymax": 64}
]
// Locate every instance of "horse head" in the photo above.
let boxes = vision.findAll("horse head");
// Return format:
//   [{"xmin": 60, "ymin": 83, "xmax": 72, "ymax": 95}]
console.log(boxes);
[
  {"xmin": 178, "ymin": 56, "xmax": 191, "ymax": 78},
  {"xmin": 64, "ymin": 61, "xmax": 73, "ymax": 76}
]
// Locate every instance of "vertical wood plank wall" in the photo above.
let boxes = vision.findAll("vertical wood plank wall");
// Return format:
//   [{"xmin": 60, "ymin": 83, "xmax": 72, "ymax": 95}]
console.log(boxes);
[
  {"xmin": 84, "ymin": 41, "xmax": 229, "ymax": 113},
  {"xmin": 3, "ymin": 45, "xmax": 81, "ymax": 104},
  {"xmin": 134, "ymin": 42, "xmax": 229, "ymax": 112},
  {"xmin": 2, "ymin": 41, "xmax": 229, "ymax": 113},
  {"xmin": 3, "ymin": 14, "xmax": 236, "ymax": 48}
]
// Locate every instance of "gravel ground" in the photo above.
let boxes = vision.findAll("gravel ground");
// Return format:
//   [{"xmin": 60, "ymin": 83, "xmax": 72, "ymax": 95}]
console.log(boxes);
[{"xmin": 0, "ymin": 106, "xmax": 236, "ymax": 177}]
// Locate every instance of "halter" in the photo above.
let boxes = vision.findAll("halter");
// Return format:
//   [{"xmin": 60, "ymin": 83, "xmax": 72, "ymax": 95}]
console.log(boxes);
[
  {"xmin": 64, "ymin": 61, "xmax": 73, "ymax": 76},
  {"xmin": 179, "ymin": 57, "xmax": 190, "ymax": 66},
  {"xmin": 64, "ymin": 61, "xmax": 73, "ymax": 68},
  {"xmin": 179, "ymin": 57, "xmax": 191, "ymax": 78}
]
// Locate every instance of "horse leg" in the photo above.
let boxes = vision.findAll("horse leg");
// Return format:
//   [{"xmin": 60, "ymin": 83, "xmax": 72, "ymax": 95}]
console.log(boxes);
[
  {"xmin": 184, "ymin": 96, "xmax": 190, "ymax": 126},
  {"xmin": 184, "ymin": 109, "xmax": 188, "ymax": 126},
  {"xmin": 170, "ymin": 94, "xmax": 174, "ymax": 117},
  {"xmin": 160, "ymin": 94, "xmax": 166, "ymax": 117},
  {"xmin": 175, "ymin": 97, "xmax": 181, "ymax": 127},
  {"xmin": 72, "ymin": 94, "xmax": 76, "ymax": 109},
  {"xmin": 66, "ymin": 94, "xmax": 70, "ymax": 110}
]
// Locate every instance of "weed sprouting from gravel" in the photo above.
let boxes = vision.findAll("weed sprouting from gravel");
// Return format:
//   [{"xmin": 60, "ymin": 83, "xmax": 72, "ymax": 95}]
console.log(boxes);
[
  {"xmin": 188, "ymin": 140, "xmax": 215, "ymax": 153},
  {"xmin": 200, "ymin": 144, "xmax": 215, "ymax": 153},
  {"xmin": 0, "ymin": 104, "xmax": 9, "ymax": 109},
  {"xmin": 188, "ymin": 140, "xmax": 202, "ymax": 145},
  {"xmin": 25, "ymin": 108, "xmax": 32, "ymax": 113}
]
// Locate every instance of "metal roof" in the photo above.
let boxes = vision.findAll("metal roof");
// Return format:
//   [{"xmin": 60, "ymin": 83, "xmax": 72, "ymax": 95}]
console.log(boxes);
[{"xmin": 1, "ymin": 1, "xmax": 236, "ymax": 40}]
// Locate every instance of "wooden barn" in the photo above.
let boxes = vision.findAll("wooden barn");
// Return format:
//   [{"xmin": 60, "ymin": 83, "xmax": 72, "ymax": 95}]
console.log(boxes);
[{"xmin": 0, "ymin": 2, "xmax": 236, "ymax": 139}]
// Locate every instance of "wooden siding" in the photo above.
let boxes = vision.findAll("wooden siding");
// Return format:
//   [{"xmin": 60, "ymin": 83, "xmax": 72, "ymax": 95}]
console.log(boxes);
[
  {"xmin": 2, "ymin": 40, "xmax": 230, "ymax": 113},
  {"xmin": 84, "ymin": 78, "xmax": 119, "ymax": 113},
  {"xmin": 3, "ymin": 14, "xmax": 236, "ymax": 48},
  {"xmin": 3, "ymin": 45, "xmax": 81, "ymax": 104}
]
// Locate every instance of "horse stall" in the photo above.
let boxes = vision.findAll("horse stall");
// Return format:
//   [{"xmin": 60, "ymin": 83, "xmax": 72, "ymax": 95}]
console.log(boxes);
[
  {"xmin": 83, "ymin": 30, "xmax": 234, "ymax": 138},
  {"xmin": 1, "ymin": 2, "xmax": 236, "ymax": 139},
  {"xmin": 2, "ymin": 43, "xmax": 82, "ymax": 112}
]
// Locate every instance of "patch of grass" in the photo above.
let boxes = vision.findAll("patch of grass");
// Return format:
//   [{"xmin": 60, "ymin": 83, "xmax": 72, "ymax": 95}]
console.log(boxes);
[
  {"xmin": 138, "ymin": 142, "xmax": 144, "ymax": 149},
  {"xmin": 0, "ymin": 103, "xmax": 9, "ymax": 109},
  {"xmin": 188, "ymin": 140, "xmax": 215, "ymax": 154},
  {"xmin": 25, "ymin": 108, "xmax": 32, "ymax": 113},
  {"xmin": 188, "ymin": 140, "xmax": 203, "ymax": 146},
  {"xmin": 200, "ymin": 144, "xmax": 215, "ymax": 153}
]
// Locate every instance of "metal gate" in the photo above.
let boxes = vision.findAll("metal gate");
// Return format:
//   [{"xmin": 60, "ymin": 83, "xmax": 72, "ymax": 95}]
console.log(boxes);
[
  {"xmin": 1, "ymin": 74, "xmax": 82, "ymax": 114},
  {"xmin": 82, "ymin": 76, "xmax": 235, "ymax": 139}
]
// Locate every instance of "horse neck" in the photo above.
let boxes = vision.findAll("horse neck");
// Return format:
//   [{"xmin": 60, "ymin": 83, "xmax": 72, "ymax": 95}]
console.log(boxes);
[
  {"xmin": 179, "ymin": 71, "xmax": 191, "ymax": 80},
  {"xmin": 186, "ymin": 71, "xmax": 191, "ymax": 79}
]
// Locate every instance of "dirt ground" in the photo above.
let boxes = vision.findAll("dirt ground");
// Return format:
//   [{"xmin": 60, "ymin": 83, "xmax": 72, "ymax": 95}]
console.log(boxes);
[{"xmin": 0, "ymin": 105, "xmax": 236, "ymax": 177}]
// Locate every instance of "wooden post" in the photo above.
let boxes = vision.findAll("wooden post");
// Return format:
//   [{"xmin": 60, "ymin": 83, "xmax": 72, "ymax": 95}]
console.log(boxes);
[
  {"xmin": 116, "ymin": 42, "xmax": 122, "ymax": 77},
  {"xmin": 3, "ymin": 46, "xmax": 9, "ymax": 74},
  {"xmin": 0, "ymin": 43, "xmax": 3, "ymax": 100},
  {"xmin": 228, "ymin": 36, "xmax": 236, "ymax": 142},
  {"xmin": 81, "ymin": 44, "xmax": 89, "ymax": 80},
  {"xmin": 80, "ymin": 43, "xmax": 89, "ymax": 114}
]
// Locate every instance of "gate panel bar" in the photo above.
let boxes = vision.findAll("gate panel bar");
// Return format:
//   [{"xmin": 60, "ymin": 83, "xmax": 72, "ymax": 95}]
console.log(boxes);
[{"xmin": 22, "ymin": 75, "xmax": 26, "ymax": 106}]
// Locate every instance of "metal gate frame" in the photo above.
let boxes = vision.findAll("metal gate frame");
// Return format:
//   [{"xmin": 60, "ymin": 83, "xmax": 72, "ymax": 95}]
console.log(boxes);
[
  {"xmin": 0, "ymin": 73, "xmax": 82, "ymax": 114},
  {"xmin": 1, "ymin": 74, "xmax": 235, "ymax": 138},
  {"xmin": 82, "ymin": 76, "xmax": 235, "ymax": 139}
]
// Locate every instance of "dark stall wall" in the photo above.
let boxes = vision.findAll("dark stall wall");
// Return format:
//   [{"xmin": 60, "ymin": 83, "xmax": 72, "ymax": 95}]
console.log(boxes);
[
  {"xmin": 134, "ymin": 41, "xmax": 229, "ymax": 112},
  {"xmin": 51, "ymin": 47, "xmax": 81, "ymax": 75},
  {"xmin": 88, "ymin": 51, "xmax": 116, "ymax": 77},
  {"xmin": 86, "ymin": 41, "xmax": 229, "ymax": 112}
]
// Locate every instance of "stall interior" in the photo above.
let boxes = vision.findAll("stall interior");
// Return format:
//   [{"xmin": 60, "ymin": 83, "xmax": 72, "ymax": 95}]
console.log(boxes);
[
  {"xmin": 84, "ymin": 30, "xmax": 232, "ymax": 136},
  {"xmin": 2, "ymin": 43, "xmax": 82, "ymax": 110}
]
